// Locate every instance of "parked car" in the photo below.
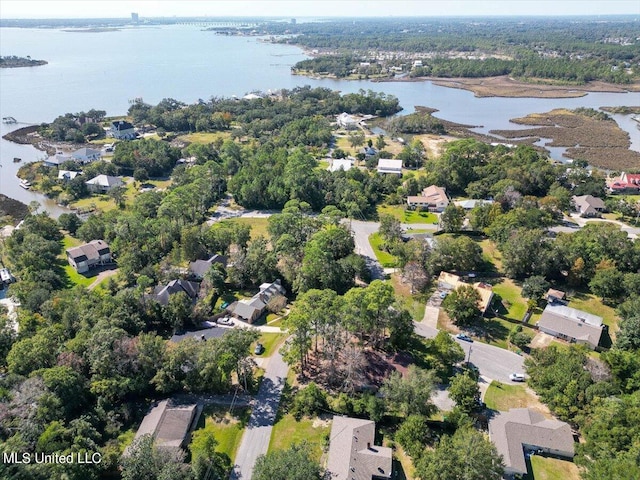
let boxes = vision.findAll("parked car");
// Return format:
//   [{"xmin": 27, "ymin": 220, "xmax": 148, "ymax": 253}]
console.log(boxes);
[
  {"xmin": 217, "ymin": 317, "xmax": 233, "ymax": 326},
  {"xmin": 456, "ymin": 333, "xmax": 473, "ymax": 342},
  {"xmin": 509, "ymin": 373, "xmax": 526, "ymax": 382},
  {"xmin": 254, "ymin": 343, "xmax": 265, "ymax": 355}
]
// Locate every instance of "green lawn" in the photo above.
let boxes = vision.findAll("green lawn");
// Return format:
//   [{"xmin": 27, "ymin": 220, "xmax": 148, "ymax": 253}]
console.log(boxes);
[
  {"xmin": 492, "ymin": 279, "xmax": 528, "ymax": 322},
  {"xmin": 70, "ymin": 177, "xmax": 137, "ymax": 213},
  {"xmin": 255, "ymin": 333, "xmax": 286, "ymax": 357},
  {"xmin": 478, "ymin": 239, "xmax": 503, "ymax": 271},
  {"xmin": 391, "ymin": 273, "xmax": 428, "ymax": 322},
  {"xmin": 526, "ymin": 455, "xmax": 580, "ymax": 480},
  {"xmin": 63, "ymin": 264, "xmax": 95, "ymax": 288},
  {"xmin": 568, "ymin": 293, "xmax": 620, "ymax": 339},
  {"xmin": 197, "ymin": 406, "xmax": 250, "ymax": 462},
  {"xmin": 377, "ymin": 204, "xmax": 438, "ymax": 224},
  {"xmin": 484, "ymin": 381, "xmax": 543, "ymax": 411},
  {"xmin": 369, "ymin": 233, "xmax": 398, "ymax": 267},
  {"xmin": 224, "ymin": 217, "xmax": 270, "ymax": 240},
  {"xmin": 269, "ymin": 413, "xmax": 330, "ymax": 462}
]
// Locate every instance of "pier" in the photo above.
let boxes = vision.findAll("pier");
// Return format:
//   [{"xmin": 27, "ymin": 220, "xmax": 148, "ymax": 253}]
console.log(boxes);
[{"xmin": 2, "ymin": 117, "xmax": 17, "ymax": 124}]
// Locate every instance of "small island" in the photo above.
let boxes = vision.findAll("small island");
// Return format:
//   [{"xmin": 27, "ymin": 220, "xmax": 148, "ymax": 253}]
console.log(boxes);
[{"xmin": 0, "ymin": 55, "xmax": 47, "ymax": 68}]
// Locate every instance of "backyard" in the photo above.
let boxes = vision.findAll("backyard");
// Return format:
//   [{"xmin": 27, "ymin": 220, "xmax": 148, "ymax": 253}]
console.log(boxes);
[
  {"xmin": 525, "ymin": 455, "xmax": 581, "ymax": 480},
  {"xmin": 484, "ymin": 381, "xmax": 549, "ymax": 415},
  {"xmin": 377, "ymin": 204, "xmax": 438, "ymax": 224}
]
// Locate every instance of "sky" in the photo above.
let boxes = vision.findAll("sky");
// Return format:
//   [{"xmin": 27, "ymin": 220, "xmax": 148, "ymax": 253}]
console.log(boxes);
[{"xmin": 0, "ymin": 0, "xmax": 638, "ymax": 19}]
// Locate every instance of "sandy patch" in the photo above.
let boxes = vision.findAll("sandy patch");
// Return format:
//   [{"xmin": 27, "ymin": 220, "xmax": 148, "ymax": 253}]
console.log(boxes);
[{"xmin": 530, "ymin": 332, "xmax": 555, "ymax": 349}]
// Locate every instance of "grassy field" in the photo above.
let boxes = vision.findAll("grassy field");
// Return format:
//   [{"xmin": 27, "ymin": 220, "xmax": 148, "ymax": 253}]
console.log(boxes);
[
  {"xmin": 224, "ymin": 217, "xmax": 270, "ymax": 240},
  {"xmin": 478, "ymin": 239, "xmax": 503, "ymax": 271},
  {"xmin": 377, "ymin": 205, "xmax": 438, "ymax": 224},
  {"xmin": 269, "ymin": 413, "xmax": 330, "ymax": 462},
  {"xmin": 484, "ymin": 381, "xmax": 546, "ymax": 412},
  {"xmin": 390, "ymin": 273, "xmax": 428, "ymax": 321},
  {"xmin": 526, "ymin": 455, "xmax": 581, "ymax": 480},
  {"xmin": 198, "ymin": 406, "xmax": 250, "ymax": 462},
  {"xmin": 70, "ymin": 177, "xmax": 137, "ymax": 213},
  {"xmin": 177, "ymin": 131, "xmax": 230, "ymax": 145},
  {"xmin": 568, "ymin": 293, "xmax": 620, "ymax": 339},
  {"xmin": 369, "ymin": 233, "xmax": 398, "ymax": 267}
]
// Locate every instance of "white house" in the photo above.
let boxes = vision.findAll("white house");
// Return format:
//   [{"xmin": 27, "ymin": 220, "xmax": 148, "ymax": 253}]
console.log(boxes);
[
  {"xmin": 336, "ymin": 112, "xmax": 359, "ymax": 130},
  {"xmin": 377, "ymin": 158, "xmax": 402, "ymax": 175},
  {"xmin": 57, "ymin": 170, "xmax": 82, "ymax": 182},
  {"xmin": 86, "ymin": 174, "xmax": 124, "ymax": 193},
  {"xmin": 328, "ymin": 158, "xmax": 354, "ymax": 173},
  {"xmin": 70, "ymin": 147, "xmax": 102, "ymax": 164},
  {"xmin": 110, "ymin": 120, "xmax": 136, "ymax": 140}
]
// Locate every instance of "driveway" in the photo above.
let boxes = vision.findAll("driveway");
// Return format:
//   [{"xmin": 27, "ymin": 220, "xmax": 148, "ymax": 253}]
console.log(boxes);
[
  {"xmin": 348, "ymin": 220, "xmax": 385, "ymax": 280},
  {"xmin": 549, "ymin": 214, "xmax": 640, "ymax": 239},
  {"xmin": 413, "ymin": 322, "xmax": 526, "ymax": 383},
  {"xmin": 230, "ymin": 348, "xmax": 289, "ymax": 480}
]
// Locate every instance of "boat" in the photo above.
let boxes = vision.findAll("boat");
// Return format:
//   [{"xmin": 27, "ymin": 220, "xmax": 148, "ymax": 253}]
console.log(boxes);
[
  {"xmin": 13, "ymin": 157, "xmax": 21, "ymax": 163},
  {"xmin": 19, "ymin": 179, "xmax": 31, "ymax": 189}
]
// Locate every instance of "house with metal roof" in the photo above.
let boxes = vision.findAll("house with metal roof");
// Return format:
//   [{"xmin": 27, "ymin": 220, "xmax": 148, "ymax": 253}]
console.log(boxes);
[
  {"xmin": 536, "ymin": 302, "xmax": 604, "ymax": 350},
  {"xmin": 377, "ymin": 158, "xmax": 402, "ymax": 176},
  {"xmin": 327, "ymin": 416, "xmax": 392, "ymax": 480},
  {"xmin": 86, "ymin": 174, "xmax": 124, "ymax": 193},
  {"xmin": 489, "ymin": 408, "xmax": 575, "ymax": 477}
]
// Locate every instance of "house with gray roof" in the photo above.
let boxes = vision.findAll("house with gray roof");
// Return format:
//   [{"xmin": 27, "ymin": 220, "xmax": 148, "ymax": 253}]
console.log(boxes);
[
  {"xmin": 489, "ymin": 408, "xmax": 575, "ymax": 477},
  {"xmin": 536, "ymin": 302, "xmax": 604, "ymax": 350},
  {"xmin": 86, "ymin": 174, "xmax": 124, "ymax": 193},
  {"xmin": 152, "ymin": 279, "xmax": 200, "ymax": 306},
  {"xmin": 327, "ymin": 416, "xmax": 392, "ymax": 480},
  {"xmin": 188, "ymin": 254, "xmax": 228, "ymax": 280},
  {"xmin": 230, "ymin": 279, "xmax": 286, "ymax": 324},
  {"xmin": 572, "ymin": 195, "xmax": 606, "ymax": 217},
  {"xmin": 66, "ymin": 240, "xmax": 111, "ymax": 273},
  {"xmin": 126, "ymin": 399, "xmax": 201, "ymax": 456}
]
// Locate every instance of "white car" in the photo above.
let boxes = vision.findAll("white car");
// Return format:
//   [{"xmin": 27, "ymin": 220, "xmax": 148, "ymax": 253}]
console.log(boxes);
[
  {"xmin": 509, "ymin": 373, "xmax": 525, "ymax": 382},
  {"xmin": 217, "ymin": 317, "xmax": 234, "ymax": 326}
]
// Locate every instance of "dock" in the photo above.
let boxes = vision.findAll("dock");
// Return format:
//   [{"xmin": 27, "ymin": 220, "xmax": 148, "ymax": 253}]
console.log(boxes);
[{"xmin": 2, "ymin": 116, "xmax": 17, "ymax": 124}]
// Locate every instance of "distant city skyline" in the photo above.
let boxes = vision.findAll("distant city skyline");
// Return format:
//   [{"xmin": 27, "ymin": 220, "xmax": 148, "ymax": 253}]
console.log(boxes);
[{"xmin": 1, "ymin": 0, "xmax": 638, "ymax": 19}]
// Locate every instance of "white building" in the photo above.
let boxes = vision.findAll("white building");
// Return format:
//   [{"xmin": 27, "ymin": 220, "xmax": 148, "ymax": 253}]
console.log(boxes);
[{"xmin": 376, "ymin": 158, "xmax": 402, "ymax": 175}]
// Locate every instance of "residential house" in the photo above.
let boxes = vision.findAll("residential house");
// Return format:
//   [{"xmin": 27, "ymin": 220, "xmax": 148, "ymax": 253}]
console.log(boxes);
[
  {"xmin": 437, "ymin": 271, "xmax": 494, "ymax": 315},
  {"xmin": 110, "ymin": 120, "xmax": 136, "ymax": 140},
  {"xmin": 86, "ymin": 174, "xmax": 124, "ymax": 193},
  {"xmin": 376, "ymin": 158, "xmax": 402, "ymax": 176},
  {"xmin": 326, "ymin": 416, "xmax": 393, "ymax": 480},
  {"xmin": 126, "ymin": 399, "xmax": 201, "ymax": 456},
  {"xmin": 242, "ymin": 93, "xmax": 263, "ymax": 100},
  {"xmin": 454, "ymin": 199, "xmax": 493, "ymax": 210},
  {"xmin": 336, "ymin": 112, "xmax": 359, "ymax": 130},
  {"xmin": 230, "ymin": 279, "xmax": 286, "ymax": 324},
  {"xmin": 572, "ymin": 195, "xmax": 606, "ymax": 217},
  {"xmin": 328, "ymin": 158, "xmax": 354, "ymax": 173},
  {"xmin": 360, "ymin": 146, "xmax": 378, "ymax": 158},
  {"xmin": 489, "ymin": 408, "xmax": 575, "ymax": 477},
  {"xmin": 536, "ymin": 302, "xmax": 604, "ymax": 350},
  {"xmin": 66, "ymin": 240, "xmax": 112, "ymax": 274},
  {"xmin": 545, "ymin": 288, "xmax": 567, "ymax": 303},
  {"xmin": 0, "ymin": 268, "xmax": 16, "ymax": 286},
  {"xmin": 412, "ymin": 59, "xmax": 423, "ymax": 68},
  {"xmin": 152, "ymin": 279, "xmax": 200, "ymax": 306},
  {"xmin": 607, "ymin": 172, "xmax": 640, "ymax": 194},
  {"xmin": 57, "ymin": 170, "xmax": 81, "ymax": 182},
  {"xmin": 407, "ymin": 185, "xmax": 449, "ymax": 212},
  {"xmin": 188, "ymin": 254, "xmax": 228, "ymax": 280},
  {"xmin": 70, "ymin": 147, "xmax": 102, "ymax": 164}
]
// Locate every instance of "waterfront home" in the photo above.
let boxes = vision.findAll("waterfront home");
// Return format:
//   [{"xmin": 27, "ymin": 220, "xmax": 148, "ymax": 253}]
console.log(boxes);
[
  {"xmin": 229, "ymin": 279, "xmax": 286, "ymax": 324},
  {"xmin": 607, "ymin": 172, "xmax": 640, "ymax": 194},
  {"xmin": 66, "ymin": 240, "xmax": 111, "ymax": 274},
  {"xmin": 536, "ymin": 302, "xmax": 604, "ymax": 350},
  {"xmin": 336, "ymin": 112, "xmax": 359, "ymax": 130},
  {"xmin": 376, "ymin": 158, "xmax": 402, "ymax": 175},
  {"xmin": 109, "ymin": 120, "xmax": 136, "ymax": 140},
  {"xmin": 44, "ymin": 148, "xmax": 101, "ymax": 167},
  {"xmin": 57, "ymin": 170, "xmax": 82, "ymax": 182},
  {"xmin": 489, "ymin": 408, "xmax": 574, "ymax": 477},
  {"xmin": 407, "ymin": 185, "xmax": 449, "ymax": 212},
  {"xmin": 326, "ymin": 416, "xmax": 393, "ymax": 480},
  {"xmin": 86, "ymin": 174, "xmax": 124, "ymax": 193}
]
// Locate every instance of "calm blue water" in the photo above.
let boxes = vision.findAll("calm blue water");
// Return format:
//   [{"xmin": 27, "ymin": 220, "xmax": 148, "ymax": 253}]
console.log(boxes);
[{"xmin": 1, "ymin": 25, "xmax": 639, "ymax": 215}]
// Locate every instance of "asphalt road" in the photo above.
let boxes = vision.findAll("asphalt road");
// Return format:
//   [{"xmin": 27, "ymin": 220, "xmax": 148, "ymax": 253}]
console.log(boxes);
[
  {"xmin": 413, "ymin": 321, "xmax": 526, "ymax": 383},
  {"xmin": 230, "ymin": 349, "xmax": 289, "ymax": 480}
]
